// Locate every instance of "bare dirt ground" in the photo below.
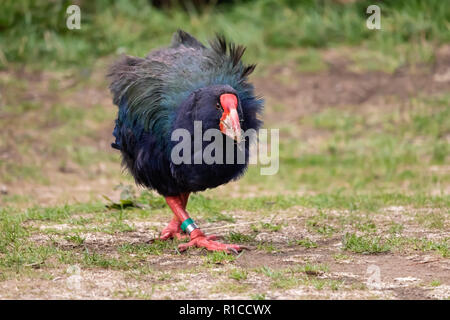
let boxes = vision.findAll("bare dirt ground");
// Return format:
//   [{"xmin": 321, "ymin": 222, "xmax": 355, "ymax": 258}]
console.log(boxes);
[{"xmin": 0, "ymin": 47, "xmax": 449, "ymax": 300}]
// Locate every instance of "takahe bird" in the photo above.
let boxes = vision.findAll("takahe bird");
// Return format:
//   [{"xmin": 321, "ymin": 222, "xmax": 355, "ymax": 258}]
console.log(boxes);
[{"xmin": 108, "ymin": 30, "xmax": 263, "ymax": 253}]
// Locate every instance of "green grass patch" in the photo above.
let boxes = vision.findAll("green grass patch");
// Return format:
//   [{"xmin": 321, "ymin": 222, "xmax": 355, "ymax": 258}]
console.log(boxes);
[
  {"xmin": 1, "ymin": 0, "xmax": 448, "ymax": 70},
  {"xmin": 229, "ymin": 268, "xmax": 248, "ymax": 281},
  {"xmin": 204, "ymin": 251, "xmax": 235, "ymax": 265},
  {"xmin": 250, "ymin": 293, "xmax": 266, "ymax": 300},
  {"xmin": 296, "ymin": 238, "xmax": 318, "ymax": 249},
  {"xmin": 342, "ymin": 233, "xmax": 390, "ymax": 254},
  {"xmin": 430, "ymin": 280, "xmax": 441, "ymax": 287},
  {"xmin": 118, "ymin": 240, "xmax": 177, "ymax": 256},
  {"xmin": 296, "ymin": 263, "xmax": 329, "ymax": 275},
  {"xmin": 64, "ymin": 233, "xmax": 86, "ymax": 246},
  {"xmin": 82, "ymin": 250, "xmax": 132, "ymax": 270},
  {"xmin": 225, "ymin": 232, "xmax": 256, "ymax": 243},
  {"xmin": 256, "ymin": 242, "xmax": 278, "ymax": 253}
]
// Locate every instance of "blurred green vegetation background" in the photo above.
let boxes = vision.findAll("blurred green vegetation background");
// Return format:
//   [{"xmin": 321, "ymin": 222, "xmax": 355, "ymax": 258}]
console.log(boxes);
[{"xmin": 1, "ymin": 0, "xmax": 449, "ymax": 70}]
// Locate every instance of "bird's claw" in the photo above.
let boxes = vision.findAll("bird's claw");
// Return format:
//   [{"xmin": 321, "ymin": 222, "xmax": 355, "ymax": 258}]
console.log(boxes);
[
  {"xmin": 205, "ymin": 234, "xmax": 220, "ymax": 241},
  {"xmin": 159, "ymin": 231, "xmax": 188, "ymax": 241},
  {"xmin": 158, "ymin": 221, "xmax": 188, "ymax": 241},
  {"xmin": 178, "ymin": 234, "xmax": 243, "ymax": 254}
]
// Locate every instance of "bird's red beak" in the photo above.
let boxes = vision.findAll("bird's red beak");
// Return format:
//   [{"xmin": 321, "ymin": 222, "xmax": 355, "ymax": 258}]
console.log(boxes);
[{"xmin": 219, "ymin": 93, "xmax": 241, "ymax": 143}]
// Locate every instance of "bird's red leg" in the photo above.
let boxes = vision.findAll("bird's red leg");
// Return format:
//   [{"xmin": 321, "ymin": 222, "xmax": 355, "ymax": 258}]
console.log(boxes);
[
  {"xmin": 164, "ymin": 195, "xmax": 242, "ymax": 253},
  {"xmin": 158, "ymin": 192, "xmax": 190, "ymax": 240}
]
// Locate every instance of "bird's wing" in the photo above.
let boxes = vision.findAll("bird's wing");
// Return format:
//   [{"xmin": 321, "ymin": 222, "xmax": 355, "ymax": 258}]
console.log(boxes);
[{"xmin": 108, "ymin": 55, "xmax": 170, "ymax": 133}]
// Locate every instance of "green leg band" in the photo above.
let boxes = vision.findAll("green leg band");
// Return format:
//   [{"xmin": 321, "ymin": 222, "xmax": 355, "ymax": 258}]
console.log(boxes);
[{"xmin": 181, "ymin": 218, "xmax": 198, "ymax": 233}]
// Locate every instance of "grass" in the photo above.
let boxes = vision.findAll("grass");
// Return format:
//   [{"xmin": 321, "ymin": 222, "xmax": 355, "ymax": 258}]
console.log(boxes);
[
  {"xmin": 250, "ymin": 293, "xmax": 266, "ymax": 300},
  {"xmin": 271, "ymin": 276, "xmax": 299, "ymax": 290},
  {"xmin": 82, "ymin": 250, "xmax": 132, "ymax": 270},
  {"xmin": 229, "ymin": 268, "xmax": 248, "ymax": 281},
  {"xmin": 118, "ymin": 240, "xmax": 178, "ymax": 256},
  {"xmin": 2, "ymin": 187, "xmax": 446, "ymax": 242},
  {"xmin": 296, "ymin": 49, "xmax": 327, "ymax": 72},
  {"xmin": 251, "ymin": 222, "xmax": 282, "ymax": 232},
  {"xmin": 411, "ymin": 238, "xmax": 449, "ymax": 258},
  {"xmin": 242, "ymin": 94, "xmax": 450, "ymax": 196},
  {"xmin": 2, "ymin": 57, "xmax": 449, "ymax": 208},
  {"xmin": 225, "ymin": 232, "xmax": 256, "ymax": 243},
  {"xmin": 389, "ymin": 223, "xmax": 404, "ymax": 235},
  {"xmin": 1, "ymin": 0, "xmax": 449, "ymax": 71},
  {"xmin": 333, "ymin": 253, "xmax": 352, "ymax": 262},
  {"xmin": 430, "ymin": 280, "xmax": 441, "ymax": 287},
  {"xmin": 204, "ymin": 251, "xmax": 235, "ymax": 265},
  {"xmin": 210, "ymin": 282, "xmax": 249, "ymax": 294},
  {"xmin": 342, "ymin": 233, "xmax": 390, "ymax": 254},
  {"xmin": 0, "ymin": 181, "xmax": 446, "ymax": 274},
  {"xmin": 296, "ymin": 238, "xmax": 318, "ymax": 249},
  {"xmin": 64, "ymin": 233, "xmax": 86, "ymax": 245},
  {"xmin": 308, "ymin": 278, "xmax": 344, "ymax": 291},
  {"xmin": 296, "ymin": 263, "xmax": 329, "ymax": 275},
  {"xmin": 256, "ymin": 242, "xmax": 278, "ymax": 253},
  {"xmin": 257, "ymin": 266, "xmax": 282, "ymax": 278},
  {"xmin": 254, "ymin": 264, "xmax": 344, "ymax": 291},
  {"xmin": 414, "ymin": 211, "xmax": 447, "ymax": 230}
]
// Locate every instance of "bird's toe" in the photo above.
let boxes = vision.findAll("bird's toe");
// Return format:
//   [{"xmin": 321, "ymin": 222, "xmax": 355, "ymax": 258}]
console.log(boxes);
[{"xmin": 177, "ymin": 234, "xmax": 246, "ymax": 254}]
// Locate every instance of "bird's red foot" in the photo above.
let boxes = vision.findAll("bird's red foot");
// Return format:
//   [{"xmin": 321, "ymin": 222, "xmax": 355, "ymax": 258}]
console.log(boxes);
[
  {"xmin": 178, "ymin": 230, "xmax": 242, "ymax": 254},
  {"xmin": 159, "ymin": 218, "xmax": 188, "ymax": 240}
]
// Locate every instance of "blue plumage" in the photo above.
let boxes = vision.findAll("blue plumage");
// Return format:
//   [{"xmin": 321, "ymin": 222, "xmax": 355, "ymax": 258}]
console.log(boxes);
[{"xmin": 108, "ymin": 30, "xmax": 263, "ymax": 196}]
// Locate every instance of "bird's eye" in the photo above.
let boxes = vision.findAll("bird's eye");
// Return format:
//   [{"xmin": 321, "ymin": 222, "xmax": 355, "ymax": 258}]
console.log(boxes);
[{"xmin": 216, "ymin": 102, "xmax": 223, "ymax": 111}]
